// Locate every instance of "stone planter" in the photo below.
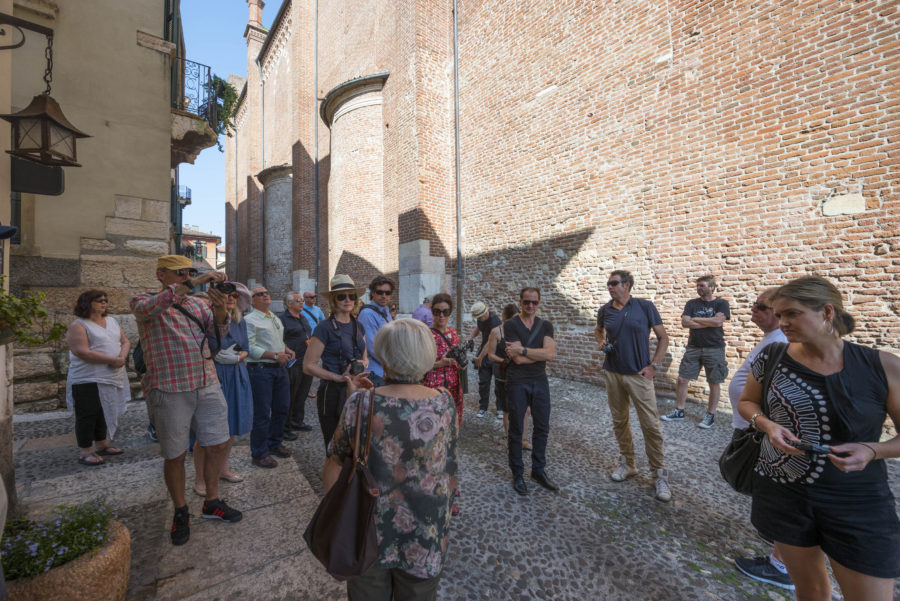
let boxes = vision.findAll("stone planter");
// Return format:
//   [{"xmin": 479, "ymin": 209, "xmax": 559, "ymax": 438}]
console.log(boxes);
[{"xmin": 6, "ymin": 520, "xmax": 130, "ymax": 601}]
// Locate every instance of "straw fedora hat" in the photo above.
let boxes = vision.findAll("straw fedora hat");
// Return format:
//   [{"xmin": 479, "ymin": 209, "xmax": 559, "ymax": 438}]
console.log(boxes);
[{"xmin": 327, "ymin": 274, "xmax": 365, "ymax": 295}]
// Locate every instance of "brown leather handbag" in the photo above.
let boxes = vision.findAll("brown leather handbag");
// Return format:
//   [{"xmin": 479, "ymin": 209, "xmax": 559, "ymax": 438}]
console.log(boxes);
[{"xmin": 304, "ymin": 390, "xmax": 381, "ymax": 580}]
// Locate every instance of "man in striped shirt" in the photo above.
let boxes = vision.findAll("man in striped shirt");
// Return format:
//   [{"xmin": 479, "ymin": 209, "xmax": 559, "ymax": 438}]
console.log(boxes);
[{"xmin": 131, "ymin": 255, "xmax": 242, "ymax": 546}]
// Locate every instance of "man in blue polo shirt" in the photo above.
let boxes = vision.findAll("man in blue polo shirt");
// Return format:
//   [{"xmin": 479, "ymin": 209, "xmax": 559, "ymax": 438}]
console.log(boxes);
[
  {"xmin": 357, "ymin": 275, "xmax": 394, "ymax": 388},
  {"xmin": 595, "ymin": 269, "xmax": 671, "ymax": 502}
]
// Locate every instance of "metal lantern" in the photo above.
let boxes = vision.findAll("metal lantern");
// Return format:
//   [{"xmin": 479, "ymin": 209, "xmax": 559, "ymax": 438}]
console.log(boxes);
[{"xmin": 1, "ymin": 94, "xmax": 90, "ymax": 167}]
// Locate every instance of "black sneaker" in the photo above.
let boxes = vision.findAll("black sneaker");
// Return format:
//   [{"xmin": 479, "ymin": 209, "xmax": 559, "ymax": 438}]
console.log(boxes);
[
  {"xmin": 734, "ymin": 556, "xmax": 794, "ymax": 590},
  {"xmin": 147, "ymin": 423, "xmax": 159, "ymax": 442},
  {"xmin": 171, "ymin": 505, "xmax": 190, "ymax": 546},
  {"xmin": 201, "ymin": 498, "xmax": 243, "ymax": 523},
  {"xmin": 660, "ymin": 408, "xmax": 685, "ymax": 422}
]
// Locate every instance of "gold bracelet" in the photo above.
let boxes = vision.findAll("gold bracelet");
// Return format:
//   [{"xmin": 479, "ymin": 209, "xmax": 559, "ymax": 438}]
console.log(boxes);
[{"xmin": 749, "ymin": 412, "xmax": 762, "ymax": 430}]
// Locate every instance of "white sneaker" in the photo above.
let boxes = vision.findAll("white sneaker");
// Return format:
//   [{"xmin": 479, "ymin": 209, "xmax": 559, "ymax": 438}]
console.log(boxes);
[
  {"xmin": 655, "ymin": 469, "xmax": 672, "ymax": 502},
  {"xmin": 611, "ymin": 456, "xmax": 638, "ymax": 482},
  {"xmin": 496, "ymin": 411, "xmax": 504, "ymax": 420},
  {"xmin": 476, "ymin": 410, "xmax": 487, "ymax": 418}
]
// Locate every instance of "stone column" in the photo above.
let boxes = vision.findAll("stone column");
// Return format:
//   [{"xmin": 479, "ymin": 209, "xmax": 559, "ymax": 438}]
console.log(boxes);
[
  {"xmin": 257, "ymin": 164, "xmax": 293, "ymax": 300},
  {"xmin": 398, "ymin": 240, "xmax": 445, "ymax": 314},
  {"xmin": 321, "ymin": 73, "xmax": 389, "ymax": 285}
]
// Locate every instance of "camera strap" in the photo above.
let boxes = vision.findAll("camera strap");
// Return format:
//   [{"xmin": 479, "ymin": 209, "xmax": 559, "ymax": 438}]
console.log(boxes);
[
  {"xmin": 605, "ymin": 305, "xmax": 630, "ymax": 346},
  {"xmin": 331, "ymin": 315, "xmax": 362, "ymax": 367},
  {"xmin": 172, "ymin": 301, "xmax": 221, "ymax": 360},
  {"xmin": 522, "ymin": 317, "xmax": 544, "ymax": 349}
]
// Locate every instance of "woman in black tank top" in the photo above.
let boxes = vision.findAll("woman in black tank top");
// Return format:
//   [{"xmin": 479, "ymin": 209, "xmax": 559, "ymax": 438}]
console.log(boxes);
[
  {"xmin": 737, "ymin": 277, "xmax": 900, "ymax": 598},
  {"xmin": 487, "ymin": 304, "xmax": 526, "ymax": 443}
]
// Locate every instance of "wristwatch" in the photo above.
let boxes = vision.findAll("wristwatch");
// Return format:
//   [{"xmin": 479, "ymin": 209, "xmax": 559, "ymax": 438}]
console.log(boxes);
[
  {"xmin": 179, "ymin": 278, "xmax": 194, "ymax": 290},
  {"xmin": 521, "ymin": 348, "xmax": 528, "ymax": 357},
  {"xmin": 650, "ymin": 362, "xmax": 660, "ymax": 370}
]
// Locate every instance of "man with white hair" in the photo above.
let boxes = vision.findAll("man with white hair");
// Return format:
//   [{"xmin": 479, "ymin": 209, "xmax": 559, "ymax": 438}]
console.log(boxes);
[{"xmin": 280, "ymin": 291, "xmax": 314, "ymax": 436}]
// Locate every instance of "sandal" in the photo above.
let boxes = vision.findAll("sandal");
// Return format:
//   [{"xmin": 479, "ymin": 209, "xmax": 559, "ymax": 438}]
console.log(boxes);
[
  {"xmin": 522, "ymin": 439, "xmax": 532, "ymax": 450},
  {"xmin": 95, "ymin": 446, "xmax": 124, "ymax": 456},
  {"xmin": 78, "ymin": 453, "xmax": 104, "ymax": 466},
  {"xmin": 193, "ymin": 484, "xmax": 207, "ymax": 497},
  {"xmin": 220, "ymin": 473, "xmax": 244, "ymax": 483}
]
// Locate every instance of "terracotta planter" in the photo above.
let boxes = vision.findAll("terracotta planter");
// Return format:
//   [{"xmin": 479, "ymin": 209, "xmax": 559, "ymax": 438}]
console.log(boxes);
[{"xmin": 6, "ymin": 520, "xmax": 130, "ymax": 601}]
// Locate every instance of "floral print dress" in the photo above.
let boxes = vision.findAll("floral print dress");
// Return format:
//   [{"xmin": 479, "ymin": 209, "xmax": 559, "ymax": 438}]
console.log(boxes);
[
  {"xmin": 424, "ymin": 327, "xmax": 463, "ymax": 425},
  {"xmin": 329, "ymin": 389, "xmax": 460, "ymax": 579}
]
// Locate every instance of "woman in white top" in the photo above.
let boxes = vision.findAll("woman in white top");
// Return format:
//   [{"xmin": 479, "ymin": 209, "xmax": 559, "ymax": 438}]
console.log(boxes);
[{"xmin": 66, "ymin": 290, "xmax": 131, "ymax": 465}]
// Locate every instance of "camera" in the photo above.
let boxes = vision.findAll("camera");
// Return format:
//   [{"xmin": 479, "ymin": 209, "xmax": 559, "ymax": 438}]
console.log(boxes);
[
  {"xmin": 212, "ymin": 281, "xmax": 237, "ymax": 295},
  {"xmin": 446, "ymin": 339, "xmax": 475, "ymax": 369},
  {"xmin": 340, "ymin": 359, "xmax": 366, "ymax": 376},
  {"xmin": 787, "ymin": 440, "xmax": 833, "ymax": 456},
  {"xmin": 601, "ymin": 340, "xmax": 616, "ymax": 355}
]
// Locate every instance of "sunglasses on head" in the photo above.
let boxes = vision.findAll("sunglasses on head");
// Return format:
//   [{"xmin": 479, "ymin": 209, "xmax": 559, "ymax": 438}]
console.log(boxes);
[
  {"xmin": 253, "ymin": 291, "xmax": 270, "ymax": 297},
  {"xmin": 432, "ymin": 308, "xmax": 452, "ymax": 317},
  {"xmin": 751, "ymin": 301, "xmax": 771, "ymax": 311},
  {"xmin": 522, "ymin": 299, "xmax": 539, "ymax": 306},
  {"xmin": 335, "ymin": 293, "xmax": 357, "ymax": 302},
  {"xmin": 373, "ymin": 289, "xmax": 392, "ymax": 296}
]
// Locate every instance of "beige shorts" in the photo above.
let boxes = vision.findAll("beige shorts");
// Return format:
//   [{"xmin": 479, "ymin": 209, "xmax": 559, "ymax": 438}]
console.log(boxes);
[{"xmin": 147, "ymin": 384, "xmax": 230, "ymax": 459}]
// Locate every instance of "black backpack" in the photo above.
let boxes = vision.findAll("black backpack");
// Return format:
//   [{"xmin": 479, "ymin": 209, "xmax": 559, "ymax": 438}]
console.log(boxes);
[{"xmin": 132, "ymin": 341, "xmax": 147, "ymax": 374}]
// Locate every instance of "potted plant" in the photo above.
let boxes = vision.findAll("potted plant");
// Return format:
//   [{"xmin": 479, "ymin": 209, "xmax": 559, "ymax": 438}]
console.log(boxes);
[
  {"xmin": 0, "ymin": 275, "xmax": 66, "ymax": 346},
  {"xmin": 2, "ymin": 499, "xmax": 130, "ymax": 601}
]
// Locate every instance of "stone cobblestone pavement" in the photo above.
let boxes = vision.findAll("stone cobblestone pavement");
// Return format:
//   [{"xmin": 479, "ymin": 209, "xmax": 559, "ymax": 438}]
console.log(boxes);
[{"xmin": 11, "ymin": 376, "xmax": 900, "ymax": 600}]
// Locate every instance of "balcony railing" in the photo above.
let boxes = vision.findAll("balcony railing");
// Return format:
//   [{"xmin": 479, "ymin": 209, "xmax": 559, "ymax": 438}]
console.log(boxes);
[{"xmin": 171, "ymin": 57, "xmax": 217, "ymax": 131}]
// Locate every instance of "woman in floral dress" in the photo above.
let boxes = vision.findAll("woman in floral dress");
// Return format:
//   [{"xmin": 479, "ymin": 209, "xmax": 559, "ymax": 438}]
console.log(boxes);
[
  {"xmin": 324, "ymin": 318, "xmax": 459, "ymax": 600},
  {"xmin": 423, "ymin": 293, "xmax": 463, "ymax": 425}
]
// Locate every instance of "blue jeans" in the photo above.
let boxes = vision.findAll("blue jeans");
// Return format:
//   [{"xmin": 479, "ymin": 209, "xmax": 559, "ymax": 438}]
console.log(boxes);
[
  {"xmin": 506, "ymin": 377, "xmax": 551, "ymax": 478},
  {"xmin": 248, "ymin": 364, "xmax": 290, "ymax": 458}
]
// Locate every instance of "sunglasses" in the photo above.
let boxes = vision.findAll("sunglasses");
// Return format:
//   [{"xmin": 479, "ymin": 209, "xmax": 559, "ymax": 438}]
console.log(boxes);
[
  {"xmin": 253, "ymin": 291, "xmax": 270, "ymax": 297},
  {"xmin": 93, "ymin": 298, "xmax": 109, "ymax": 303},
  {"xmin": 373, "ymin": 289, "xmax": 392, "ymax": 296},
  {"xmin": 335, "ymin": 293, "xmax": 357, "ymax": 302},
  {"xmin": 522, "ymin": 299, "xmax": 539, "ymax": 306},
  {"xmin": 166, "ymin": 268, "xmax": 198, "ymax": 277},
  {"xmin": 229, "ymin": 292, "xmax": 241, "ymax": 299},
  {"xmin": 304, "ymin": 295, "xmax": 316, "ymax": 299},
  {"xmin": 607, "ymin": 280, "xmax": 622, "ymax": 287},
  {"xmin": 432, "ymin": 308, "xmax": 452, "ymax": 317},
  {"xmin": 751, "ymin": 301, "xmax": 771, "ymax": 311}
]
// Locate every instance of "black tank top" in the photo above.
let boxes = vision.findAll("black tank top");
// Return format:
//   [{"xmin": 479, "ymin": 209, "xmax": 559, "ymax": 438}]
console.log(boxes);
[{"xmin": 752, "ymin": 342, "xmax": 889, "ymax": 497}]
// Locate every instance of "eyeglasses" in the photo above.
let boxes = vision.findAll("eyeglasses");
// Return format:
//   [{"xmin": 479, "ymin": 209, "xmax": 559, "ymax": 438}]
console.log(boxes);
[
  {"xmin": 522, "ymin": 299, "xmax": 539, "ymax": 306},
  {"xmin": 751, "ymin": 301, "xmax": 771, "ymax": 311},
  {"xmin": 335, "ymin": 293, "xmax": 357, "ymax": 302},
  {"xmin": 607, "ymin": 280, "xmax": 622, "ymax": 287},
  {"xmin": 432, "ymin": 308, "xmax": 452, "ymax": 317},
  {"xmin": 304, "ymin": 295, "xmax": 316, "ymax": 299},
  {"xmin": 373, "ymin": 289, "xmax": 392, "ymax": 296},
  {"xmin": 93, "ymin": 298, "xmax": 108, "ymax": 303},
  {"xmin": 253, "ymin": 291, "xmax": 270, "ymax": 297}
]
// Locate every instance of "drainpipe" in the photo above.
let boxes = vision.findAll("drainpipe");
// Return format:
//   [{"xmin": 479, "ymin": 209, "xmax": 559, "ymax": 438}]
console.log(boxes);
[
  {"xmin": 233, "ymin": 129, "xmax": 238, "ymax": 279},
  {"xmin": 452, "ymin": 0, "xmax": 464, "ymax": 332},
  {"xmin": 257, "ymin": 56, "xmax": 266, "ymax": 285},
  {"xmin": 314, "ymin": 0, "xmax": 320, "ymax": 288}
]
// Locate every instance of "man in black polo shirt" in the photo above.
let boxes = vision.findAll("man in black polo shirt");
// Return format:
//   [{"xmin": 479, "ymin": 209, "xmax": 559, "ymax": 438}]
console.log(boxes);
[
  {"xmin": 280, "ymin": 291, "xmax": 314, "ymax": 436},
  {"xmin": 503, "ymin": 286, "xmax": 558, "ymax": 496},
  {"xmin": 468, "ymin": 301, "xmax": 502, "ymax": 419},
  {"xmin": 595, "ymin": 269, "xmax": 671, "ymax": 502}
]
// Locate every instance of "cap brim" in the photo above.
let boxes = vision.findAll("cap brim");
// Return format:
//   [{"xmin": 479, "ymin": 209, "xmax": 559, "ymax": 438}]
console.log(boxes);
[{"xmin": 0, "ymin": 226, "xmax": 18, "ymax": 240}]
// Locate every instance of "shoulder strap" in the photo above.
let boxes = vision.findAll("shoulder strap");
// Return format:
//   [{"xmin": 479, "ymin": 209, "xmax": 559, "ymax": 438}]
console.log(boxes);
[
  {"xmin": 359, "ymin": 303, "xmax": 388, "ymax": 321},
  {"xmin": 352, "ymin": 389, "xmax": 375, "ymax": 464},
  {"xmin": 303, "ymin": 306, "xmax": 319, "ymax": 324},
  {"xmin": 431, "ymin": 327, "xmax": 453, "ymax": 348},
  {"xmin": 173, "ymin": 302, "xmax": 219, "ymax": 358},
  {"xmin": 524, "ymin": 317, "xmax": 544, "ymax": 348},
  {"xmin": 759, "ymin": 342, "xmax": 788, "ymax": 417}
]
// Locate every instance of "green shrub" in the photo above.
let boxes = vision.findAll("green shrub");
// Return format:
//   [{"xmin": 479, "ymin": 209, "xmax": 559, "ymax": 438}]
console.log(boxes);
[{"xmin": 1, "ymin": 499, "xmax": 113, "ymax": 580}]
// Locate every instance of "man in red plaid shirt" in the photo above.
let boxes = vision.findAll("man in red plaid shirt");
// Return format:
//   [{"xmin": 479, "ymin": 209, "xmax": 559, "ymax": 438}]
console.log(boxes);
[{"xmin": 131, "ymin": 255, "xmax": 242, "ymax": 545}]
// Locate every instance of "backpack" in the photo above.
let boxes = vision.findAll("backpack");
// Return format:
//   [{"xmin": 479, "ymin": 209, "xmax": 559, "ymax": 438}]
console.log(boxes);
[{"xmin": 132, "ymin": 341, "xmax": 147, "ymax": 374}]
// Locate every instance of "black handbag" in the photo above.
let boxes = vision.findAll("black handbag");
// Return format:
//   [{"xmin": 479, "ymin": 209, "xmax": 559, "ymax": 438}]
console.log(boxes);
[
  {"xmin": 303, "ymin": 390, "xmax": 381, "ymax": 580},
  {"xmin": 718, "ymin": 342, "xmax": 787, "ymax": 495}
]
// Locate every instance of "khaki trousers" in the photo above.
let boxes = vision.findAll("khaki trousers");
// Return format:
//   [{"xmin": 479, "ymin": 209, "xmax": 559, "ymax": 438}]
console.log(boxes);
[{"xmin": 604, "ymin": 371, "xmax": 666, "ymax": 472}]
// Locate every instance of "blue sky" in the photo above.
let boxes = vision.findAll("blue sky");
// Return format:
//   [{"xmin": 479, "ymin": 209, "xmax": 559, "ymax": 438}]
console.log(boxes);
[{"xmin": 178, "ymin": 1, "xmax": 277, "ymax": 243}]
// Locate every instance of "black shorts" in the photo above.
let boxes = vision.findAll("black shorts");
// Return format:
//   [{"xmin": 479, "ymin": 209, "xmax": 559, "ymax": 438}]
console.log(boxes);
[{"xmin": 751, "ymin": 476, "xmax": 900, "ymax": 578}]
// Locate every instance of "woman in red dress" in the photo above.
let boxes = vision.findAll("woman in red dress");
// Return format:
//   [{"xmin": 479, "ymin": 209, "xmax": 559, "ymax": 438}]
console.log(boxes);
[{"xmin": 424, "ymin": 292, "xmax": 463, "ymax": 425}]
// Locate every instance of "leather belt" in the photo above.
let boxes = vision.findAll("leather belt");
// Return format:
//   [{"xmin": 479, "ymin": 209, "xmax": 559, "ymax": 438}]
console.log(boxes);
[{"xmin": 247, "ymin": 362, "xmax": 283, "ymax": 368}]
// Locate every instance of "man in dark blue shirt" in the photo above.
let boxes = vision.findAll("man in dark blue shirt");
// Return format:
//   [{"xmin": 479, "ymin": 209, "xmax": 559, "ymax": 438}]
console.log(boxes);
[
  {"xmin": 662, "ymin": 275, "xmax": 730, "ymax": 429},
  {"xmin": 280, "ymin": 291, "xmax": 314, "ymax": 436},
  {"xmin": 595, "ymin": 270, "xmax": 671, "ymax": 502}
]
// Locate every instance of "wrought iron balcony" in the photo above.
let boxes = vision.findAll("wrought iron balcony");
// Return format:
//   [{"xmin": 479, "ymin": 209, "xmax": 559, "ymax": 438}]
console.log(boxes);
[{"xmin": 171, "ymin": 56, "xmax": 217, "ymax": 131}]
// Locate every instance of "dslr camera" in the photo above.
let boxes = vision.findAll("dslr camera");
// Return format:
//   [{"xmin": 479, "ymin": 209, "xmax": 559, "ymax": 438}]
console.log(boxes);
[
  {"xmin": 600, "ymin": 340, "xmax": 616, "ymax": 356},
  {"xmin": 446, "ymin": 339, "xmax": 475, "ymax": 368},
  {"xmin": 340, "ymin": 359, "xmax": 366, "ymax": 376},
  {"xmin": 212, "ymin": 281, "xmax": 237, "ymax": 295}
]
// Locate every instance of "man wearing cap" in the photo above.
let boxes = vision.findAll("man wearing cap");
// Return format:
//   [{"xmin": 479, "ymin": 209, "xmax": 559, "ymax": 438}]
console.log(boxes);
[
  {"xmin": 245, "ymin": 286, "xmax": 295, "ymax": 468},
  {"xmin": 280, "ymin": 291, "xmax": 315, "ymax": 435},
  {"xmin": 131, "ymin": 255, "xmax": 242, "ymax": 546},
  {"xmin": 357, "ymin": 275, "xmax": 395, "ymax": 388},
  {"xmin": 468, "ymin": 302, "xmax": 502, "ymax": 418},
  {"xmin": 412, "ymin": 296, "xmax": 434, "ymax": 327}
]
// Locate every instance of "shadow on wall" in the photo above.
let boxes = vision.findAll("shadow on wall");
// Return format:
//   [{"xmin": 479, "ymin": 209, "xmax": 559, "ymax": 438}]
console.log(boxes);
[{"xmin": 290, "ymin": 141, "xmax": 330, "ymax": 292}]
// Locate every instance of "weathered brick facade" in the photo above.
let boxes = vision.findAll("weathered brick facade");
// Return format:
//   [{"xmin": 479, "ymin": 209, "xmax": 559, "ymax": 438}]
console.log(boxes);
[{"xmin": 226, "ymin": 0, "xmax": 899, "ymax": 396}]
